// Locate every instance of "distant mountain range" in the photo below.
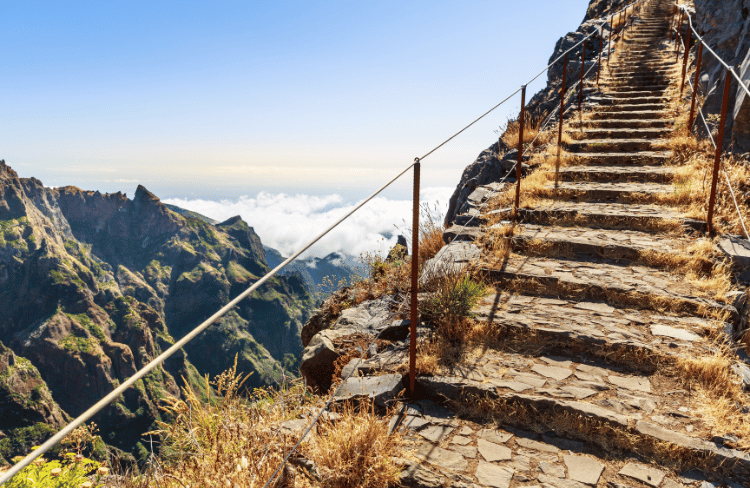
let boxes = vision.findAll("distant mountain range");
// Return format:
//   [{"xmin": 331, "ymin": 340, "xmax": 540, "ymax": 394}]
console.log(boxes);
[
  {"xmin": 263, "ymin": 246, "xmax": 367, "ymax": 300},
  {"xmin": 0, "ymin": 161, "xmax": 315, "ymax": 463}
]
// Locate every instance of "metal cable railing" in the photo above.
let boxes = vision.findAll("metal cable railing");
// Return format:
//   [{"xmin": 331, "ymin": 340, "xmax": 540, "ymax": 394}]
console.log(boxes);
[
  {"xmin": 0, "ymin": 0, "xmax": 645, "ymax": 485},
  {"xmin": 672, "ymin": 4, "xmax": 750, "ymax": 239}
]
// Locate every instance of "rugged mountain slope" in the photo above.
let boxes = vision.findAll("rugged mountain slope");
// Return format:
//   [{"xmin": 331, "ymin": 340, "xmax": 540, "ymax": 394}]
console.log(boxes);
[{"xmin": 0, "ymin": 160, "xmax": 314, "ymax": 462}]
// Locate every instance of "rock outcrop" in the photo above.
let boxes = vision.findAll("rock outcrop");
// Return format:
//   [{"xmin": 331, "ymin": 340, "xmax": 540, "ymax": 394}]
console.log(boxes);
[{"xmin": 691, "ymin": 0, "xmax": 750, "ymax": 152}]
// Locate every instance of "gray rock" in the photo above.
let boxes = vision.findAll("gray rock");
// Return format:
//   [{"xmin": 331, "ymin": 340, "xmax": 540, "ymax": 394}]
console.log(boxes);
[
  {"xmin": 334, "ymin": 374, "xmax": 403, "ymax": 407},
  {"xmin": 718, "ymin": 237, "xmax": 750, "ymax": 283},
  {"xmin": 397, "ymin": 458, "xmax": 445, "ymax": 488},
  {"xmin": 618, "ymin": 462, "xmax": 665, "ymax": 487},
  {"xmin": 414, "ymin": 442, "xmax": 468, "ymax": 471},
  {"xmin": 334, "ymin": 298, "xmax": 393, "ymax": 330},
  {"xmin": 650, "ymin": 324, "xmax": 701, "ymax": 342},
  {"xmin": 300, "ymin": 327, "xmax": 357, "ymax": 390},
  {"xmin": 539, "ymin": 461, "xmax": 565, "ymax": 477},
  {"xmin": 420, "ymin": 241, "xmax": 481, "ymax": 285},
  {"xmin": 478, "ymin": 428, "xmax": 513, "ymax": 444},
  {"xmin": 607, "ymin": 374, "xmax": 651, "ymax": 393},
  {"xmin": 515, "ymin": 437, "xmax": 560, "ymax": 453},
  {"xmin": 538, "ymin": 473, "xmax": 589, "ymax": 488},
  {"xmin": 477, "ymin": 438, "xmax": 512, "ymax": 462},
  {"xmin": 419, "ymin": 425, "xmax": 454, "ymax": 443},
  {"xmin": 563, "ymin": 455, "xmax": 604, "ymax": 486},
  {"xmin": 474, "ymin": 461, "xmax": 514, "ymax": 488},
  {"xmin": 532, "ymin": 364, "xmax": 573, "ymax": 381}
]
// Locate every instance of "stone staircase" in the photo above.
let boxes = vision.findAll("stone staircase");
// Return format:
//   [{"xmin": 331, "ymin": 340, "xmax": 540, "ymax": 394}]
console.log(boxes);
[{"xmin": 398, "ymin": 0, "xmax": 750, "ymax": 486}]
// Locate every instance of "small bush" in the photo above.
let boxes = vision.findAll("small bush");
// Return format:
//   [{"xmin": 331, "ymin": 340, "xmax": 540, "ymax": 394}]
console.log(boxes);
[{"xmin": 420, "ymin": 274, "xmax": 486, "ymax": 342}]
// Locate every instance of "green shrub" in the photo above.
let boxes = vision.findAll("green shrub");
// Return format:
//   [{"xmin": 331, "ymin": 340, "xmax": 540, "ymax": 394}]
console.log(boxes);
[{"xmin": 420, "ymin": 274, "xmax": 486, "ymax": 342}]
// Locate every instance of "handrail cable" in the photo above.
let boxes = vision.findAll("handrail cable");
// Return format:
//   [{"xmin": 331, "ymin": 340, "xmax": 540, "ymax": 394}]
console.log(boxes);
[
  {"xmin": 0, "ymin": 0, "xmax": 643, "ymax": 485},
  {"xmin": 684, "ymin": 70, "xmax": 750, "ymax": 241}
]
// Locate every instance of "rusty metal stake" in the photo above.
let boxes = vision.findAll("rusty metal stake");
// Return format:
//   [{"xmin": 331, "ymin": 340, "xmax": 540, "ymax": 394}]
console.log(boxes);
[
  {"xmin": 597, "ymin": 26, "xmax": 603, "ymax": 85},
  {"xmin": 579, "ymin": 39, "xmax": 586, "ymax": 112},
  {"xmin": 514, "ymin": 85, "xmax": 527, "ymax": 217},
  {"xmin": 688, "ymin": 42, "xmax": 704, "ymax": 133},
  {"xmin": 680, "ymin": 23, "xmax": 692, "ymax": 94},
  {"xmin": 608, "ymin": 15, "xmax": 613, "ymax": 64},
  {"xmin": 675, "ymin": 31, "xmax": 681, "ymax": 62},
  {"xmin": 707, "ymin": 70, "xmax": 733, "ymax": 235},
  {"xmin": 408, "ymin": 158, "xmax": 420, "ymax": 393},
  {"xmin": 559, "ymin": 54, "xmax": 568, "ymax": 149}
]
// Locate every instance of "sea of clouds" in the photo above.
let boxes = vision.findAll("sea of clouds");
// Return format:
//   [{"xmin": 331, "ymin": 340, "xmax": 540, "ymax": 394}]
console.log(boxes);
[{"xmin": 163, "ymin": 186, "xmax": 454, "ymax": 259}]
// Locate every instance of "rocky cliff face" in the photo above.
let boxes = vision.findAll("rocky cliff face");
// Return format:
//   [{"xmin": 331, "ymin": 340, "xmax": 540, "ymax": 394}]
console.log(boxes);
[
  {"xmin": 691, "ymin": 0, "xmax": 750, "ymax": 152},
  {"xmin": 0, "ymin": 160, "xmax": 314, "ymax": 463}
]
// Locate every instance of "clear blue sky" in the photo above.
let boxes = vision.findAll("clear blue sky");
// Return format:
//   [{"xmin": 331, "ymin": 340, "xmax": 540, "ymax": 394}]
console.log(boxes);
[{"xmin": 2, "ymin": 0, "xmax": 591, "ymax": 201}]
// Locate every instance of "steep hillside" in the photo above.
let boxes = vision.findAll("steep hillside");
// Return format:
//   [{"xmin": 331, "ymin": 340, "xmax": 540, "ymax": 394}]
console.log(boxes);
[{"xmin": 0, "ymin": 160, "xmax": 314, "ymax": 462}]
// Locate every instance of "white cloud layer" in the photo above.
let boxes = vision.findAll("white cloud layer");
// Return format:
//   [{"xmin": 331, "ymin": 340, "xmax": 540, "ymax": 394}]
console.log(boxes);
[{"xmin": 164, "ymin": 186, "xmax": 455, "ymax": 259}]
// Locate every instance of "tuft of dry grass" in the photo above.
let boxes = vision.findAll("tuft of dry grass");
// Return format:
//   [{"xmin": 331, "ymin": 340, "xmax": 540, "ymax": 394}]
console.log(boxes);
[
  {"xmin": 677, "ymin": 352, "xmax": 750, "ymax": 451},
  {"xmin": 134, "ymin": 358, "xmax": 404, "ymax": 488},
  {"xmin": 301, "ymin": 401, "xmax": 404, "ymax": 488}
]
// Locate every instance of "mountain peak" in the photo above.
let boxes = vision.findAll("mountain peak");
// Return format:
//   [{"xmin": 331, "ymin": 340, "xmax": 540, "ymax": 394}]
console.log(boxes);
[{"xmin": 134, "ymin": 185, "xmax": 160, "ymax": 205}]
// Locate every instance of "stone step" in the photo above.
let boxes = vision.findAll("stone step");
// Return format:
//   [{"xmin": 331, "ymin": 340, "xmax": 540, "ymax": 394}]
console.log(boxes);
[
  {"xmin": 397, "ymin": 395, "xmax": 732, "ymax": 488},
  {"xmin": 586, "ymin": 102, "xmax": 669, "ymax": 113},
  {"xmin": 596, "ymin": 83, "xmax": 671, "ymax": 93},
  {"xmin": 589, "ymin": 95, "xmax": 669, "ymax": 105},
  {"xmin": 486, "ymin": 202, "xmax": 703, "ymax": 233},
  {"xmin": 485, "ymin": 222, "xmax": 707, "ymax": 270},
  {"xmin": 542, "ymin": 181, "xmax": 675, "ymax": 202},
  {"xmin": 566, "ymin": 150, "xmax": 673, "ymax": 165},
  {"xmin": 608, "ymin": 62, "xmax": 676, "ymax": 70},
  {"xmin": 572, "ymin": 127, "xmax": 670, "ymax": 138},
  {"xmin": 606, "ymin": 68, "xmax": 678, "ymax": 76},
  {"xmin": 586, "ymin": 109, "xmax": 671, "ymax": 120},
  {"xmin": 568, "ymin": 138, "xmax": 668, "ymax": 152},
  {"xmin": 573, "ymin": 118, "xmax": 675, "ymax": 129},
  {"xmin": 478, "ymin": 254, "xmax": 736, "ymax": 319},
  {"xmin": 548, "ymin": 164, "xmax": 674, "ymax": 183},
  {"xmin": 588, "ymin": 88, "xmax": 670, "ymax": 98},
  {"xmin": 415, "ymin": 354, "xmax": 750, "ymax": 479}
]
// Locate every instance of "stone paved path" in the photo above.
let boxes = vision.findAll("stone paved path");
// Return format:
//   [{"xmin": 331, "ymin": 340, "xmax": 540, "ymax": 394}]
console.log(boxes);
[{"xmin": 405, "ymin": 0, "xmax": 750, "ymax": 486}]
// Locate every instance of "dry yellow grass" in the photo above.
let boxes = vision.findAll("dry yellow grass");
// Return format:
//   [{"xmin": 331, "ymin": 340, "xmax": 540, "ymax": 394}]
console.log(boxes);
[{"xmin": 136, "ymin": 359, "xmax": 404, "ymax": 488}]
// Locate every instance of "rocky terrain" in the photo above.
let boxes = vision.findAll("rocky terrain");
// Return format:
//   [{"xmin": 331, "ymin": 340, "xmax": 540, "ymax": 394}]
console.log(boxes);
[{"xmin": 0, "ymin": 160, "xmax": 315, "ymax": 463}]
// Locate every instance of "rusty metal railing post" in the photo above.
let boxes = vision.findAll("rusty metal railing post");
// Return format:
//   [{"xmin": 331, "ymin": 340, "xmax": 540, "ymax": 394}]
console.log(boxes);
[
  {"xmin": 409, "ymin": 158, "xmax": 420, "ymax": 393},
  {"xmin": 514, "ymin": 85, "xmax": 527, "ymax": 217},
  {"xmin": 707, "ymin": 69, "xmax": 733, "ymax": 235},
  {"xmin": 675, "ymin": 31, "xmax": 681, "ymax": 62},
  {"xmin": 608, "ymin": 15, "xmax": 613, "ymax": 64},
  {"xmin": 579, "ymin": 38, "xmax": 586, "ymax": 113},
  {"xmin": 688, "ymin": 42, "xmax": 704, "ymax": 133},
  {"xmin": 597, "ymin": 26, "xmax": 603, "ymax": 86},
  {"xmin": 559, "ymin": 54, "xmax": 568, "ymax": 150},
  {"xmin": 680, "ymin": 23, "xmax": 692, "ymax": 95}
]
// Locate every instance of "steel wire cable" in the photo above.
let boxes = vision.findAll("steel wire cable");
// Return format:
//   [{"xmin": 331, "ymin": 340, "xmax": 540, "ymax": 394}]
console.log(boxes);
[
  {"xmin": 0, "ymin": 162, "xmax": 416, "ymax": 485},
  {"xmin": 686, "ymin": 75, "xmax": 750, "ymax": 241}
]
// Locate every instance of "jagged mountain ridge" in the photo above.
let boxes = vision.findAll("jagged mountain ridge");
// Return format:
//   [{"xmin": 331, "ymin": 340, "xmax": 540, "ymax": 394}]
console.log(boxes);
[{"xmin": 0, "ymin": 160, "xmax": 315, "ymax": 462}]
